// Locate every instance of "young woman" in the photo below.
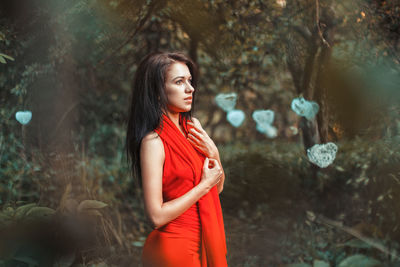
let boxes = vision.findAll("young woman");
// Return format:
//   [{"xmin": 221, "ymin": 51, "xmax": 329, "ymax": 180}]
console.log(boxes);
[{"xmin": 126, "ymin": 52, "xmax": 228, "ymax": 267}]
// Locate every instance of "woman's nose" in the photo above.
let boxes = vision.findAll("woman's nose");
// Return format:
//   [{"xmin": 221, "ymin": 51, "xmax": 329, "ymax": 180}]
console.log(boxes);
[{"xmin": 185, "ymin": 81, "xmax": 195, "ymax": 92}]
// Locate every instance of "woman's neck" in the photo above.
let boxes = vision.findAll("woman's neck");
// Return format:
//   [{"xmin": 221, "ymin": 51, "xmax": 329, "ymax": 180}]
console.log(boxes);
[
  {"xmin": 165, "ymin": 111, "xmax": 179, "ymax": 126},
  {"xmin": 166, "ymin": 112, "xmax": 180, "ymax": 129},
  {"xmin": 165, "ymin": 111, "xmax": 185, "ymax": 136}
]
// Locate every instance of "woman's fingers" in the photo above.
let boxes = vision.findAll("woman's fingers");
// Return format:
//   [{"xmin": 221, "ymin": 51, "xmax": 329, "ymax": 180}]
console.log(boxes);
[
  {"xmin": 187, "ymin": 136, "xmax": 201, "ymax": 149},
  {"xmin": 188, "ymin": 126, "xmax": 203, "ymax": 138},
  {"xmin": 187, "ymin": 122, "xmax": 205, "ymax": 134},
  {"xmin": 203, "ymin": 157, "xmax": 209, "ymax": 169},
  {"xmin": 189, "ymin": 127, "xmax": 202, "ymax": 139},
  {"xmin": 188, "ymin": 125, "xmax": 210, "ymax": 147},
  {"xmin": 208, "ymin": 158, "xmax": 219, "ymax": 169},
  {"xmin": 187, "ymin": 137, "xmax": 209, "ymax": 158},
  {"xmin": 187, "ymin": 132, "xmax": 201, "ymax": 145},
  {"xmin": 187, "ymin": 120, "xmax": 218, "ymax": 159}
]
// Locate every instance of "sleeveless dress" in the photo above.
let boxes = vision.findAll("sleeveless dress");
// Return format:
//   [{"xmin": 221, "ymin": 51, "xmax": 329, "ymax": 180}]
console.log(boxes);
[{"xmin": 141, "ymin": 113, "xmax": 228, "ymax": 267}]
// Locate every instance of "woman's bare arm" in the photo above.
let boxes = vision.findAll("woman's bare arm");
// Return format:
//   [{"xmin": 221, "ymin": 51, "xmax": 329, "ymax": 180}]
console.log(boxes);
[{"xmin": 140, "ymin": 132, "xmax": 222, "ymax": 229}]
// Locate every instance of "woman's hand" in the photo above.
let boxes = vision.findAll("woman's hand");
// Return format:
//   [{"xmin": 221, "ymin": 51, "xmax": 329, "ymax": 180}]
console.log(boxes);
[
  {"xmin": 200, "ymin": 158, "xmax": 222, "ymax": 191},
  {"xmin": 187, "ymin": 118, "xmax": 219, "ymax": 159},
  {"xmin": 187, "ymin": 118, "xmax": 225, "ymax": 194}
]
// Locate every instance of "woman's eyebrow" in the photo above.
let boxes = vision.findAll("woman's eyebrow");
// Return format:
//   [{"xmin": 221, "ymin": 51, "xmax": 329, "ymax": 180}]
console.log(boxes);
[{"xmin": 172, "ymin": 75, "xmax": 192, "ymax": 81}]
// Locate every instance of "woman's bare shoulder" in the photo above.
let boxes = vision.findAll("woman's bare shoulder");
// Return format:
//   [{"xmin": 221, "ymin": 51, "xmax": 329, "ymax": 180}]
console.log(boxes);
[
  {"xmin": 141, "ymin": 131, "xmax": 163, "ymax": 151},
  {"xmin": 142, "ymin": 131, "xmax": 160, "ymax": 141}
]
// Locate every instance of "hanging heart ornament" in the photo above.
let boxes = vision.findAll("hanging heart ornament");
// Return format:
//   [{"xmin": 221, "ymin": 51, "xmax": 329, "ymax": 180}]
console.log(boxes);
[
  {"xmin": 291, "ymin": 97, "xmax": 319, "ymax": 120},
  {"xmin": 215, "ymin": 93, "xmax": 237, "ymax": 112},
  {"xmin": 252, "ymin": 109, "xmax": 278, "ymax": 138},
  {"xmin": 15, "ymin": 111, "xmax": 32, "ymax": 125},
  {"xmin": 252, "ymin": 110, "xmax": 275, "ymax": 125},
  {"xmin": 307, "ymin": 142, "xmax": 338, "ymax": 168},
  {"xmin": 256, "ymin": 124, "xmax": 278, "ymax": 138},
  {"xmin": 226, "ymin": 109, "xmax": 245, "ymax": 128}
]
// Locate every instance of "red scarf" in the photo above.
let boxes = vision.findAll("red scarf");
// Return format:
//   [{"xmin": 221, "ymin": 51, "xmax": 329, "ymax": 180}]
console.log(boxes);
[{"xmin": 155, "ymin": 113, "xmax": 227, "ymax": 267}]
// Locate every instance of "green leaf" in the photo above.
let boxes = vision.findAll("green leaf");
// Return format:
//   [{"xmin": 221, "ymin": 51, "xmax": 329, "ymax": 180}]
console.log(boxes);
[
  {"xmin": 338, "ymin": 254, "xmax": 382, "ymax": 267},
  {"xmin": 0, "ymin": 53, "xmax": 14, "ymax": 61},
  {"xmin": 15, "ymin": 203, "xmax": 38, "ymax": 219},
  {"xmin": 85, "ymin": 209, "xmax": 103, "ymax": 216},
  {"xmin": 313, "ymin": 260, "xmax": 330, "ymax": 267},
  {"xmin": 306, "ymin": 210, "xmax": 316, "ymax": 221},
  {"xmin": 25, "ymin": 207, "xmax": 56, "ymax": 218},
  {"xmin": 77, "ymin": 200, "xmax": 108, "ymax": 212},
  {"xmin": 341, "ymin": 238, "xmax": 373, "ymax": 249}
]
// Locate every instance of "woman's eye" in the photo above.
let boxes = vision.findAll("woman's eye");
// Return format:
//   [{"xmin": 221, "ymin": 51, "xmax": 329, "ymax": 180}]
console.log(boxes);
[{"xmin": 176, "ymin": 80, "xmax": 182, "ymax": 85}]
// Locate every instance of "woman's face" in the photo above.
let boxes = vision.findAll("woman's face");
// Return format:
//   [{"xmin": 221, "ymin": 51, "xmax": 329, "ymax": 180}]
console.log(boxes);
[{"xmin": 164, "ymin": 61, "xmax": 195, "ymax": 114}]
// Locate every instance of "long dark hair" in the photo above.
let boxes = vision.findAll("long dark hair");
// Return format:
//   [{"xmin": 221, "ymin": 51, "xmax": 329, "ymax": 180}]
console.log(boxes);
[{"xmin": 125, "ymin": 52, "xmax": 198, "ymax": 187}]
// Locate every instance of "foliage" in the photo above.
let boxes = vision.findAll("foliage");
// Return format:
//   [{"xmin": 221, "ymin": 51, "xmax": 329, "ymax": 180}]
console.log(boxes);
[
  {"xmin": 0, "ymin": 0, "xmax": 399, "ymax": 266},
  {"xmin": 220, "ymin": 138, "xmax": 400, "ymax": 266},
  {"xmin": 0, "ymin": 198, "xmax": 111, "ymax": 266}
]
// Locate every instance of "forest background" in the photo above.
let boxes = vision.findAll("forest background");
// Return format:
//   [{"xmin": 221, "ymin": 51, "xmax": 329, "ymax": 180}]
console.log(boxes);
[{"xmin": 1, "ymin": 0, "xmax": 400, "ymax": 266}]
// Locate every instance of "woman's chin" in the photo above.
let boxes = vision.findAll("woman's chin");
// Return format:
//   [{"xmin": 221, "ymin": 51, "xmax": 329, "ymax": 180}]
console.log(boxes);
[
  {"xmin": 180, "ymin": 105, "xmax": 192, "ymax": 112},
  {"xmin": 167, "ymin": 107, "xmax": 192, "ymax": 114}
]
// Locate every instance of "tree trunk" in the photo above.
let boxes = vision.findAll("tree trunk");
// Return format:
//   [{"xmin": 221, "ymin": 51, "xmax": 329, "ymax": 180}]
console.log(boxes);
[
  {"xmin": 46, "ymin": 9, "xmax": 80, "ymax": 199},
  {"xmin": 287, "ymin": 10, "xmax": 336, "ymax": 152},
  {"xmin": 286, "ymin": 4, "xmax": 337, "ymax": 188},
  {"xmin": 314, "ymin": 23, "xmax": 335, "ymax": 143}
]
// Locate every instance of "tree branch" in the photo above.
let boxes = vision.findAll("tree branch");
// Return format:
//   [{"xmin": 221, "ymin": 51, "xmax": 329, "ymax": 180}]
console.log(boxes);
[
  {"xmin": 95, "ymin": 1, "xmax": 158, "ymax": 68},
  {"xmin": 315, "ymin": 0, "xmax": 330, "ymax": 47}
]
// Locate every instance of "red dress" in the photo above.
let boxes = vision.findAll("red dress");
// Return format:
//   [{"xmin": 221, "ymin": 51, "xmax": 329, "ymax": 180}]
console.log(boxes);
[{"xmin": 141, "ymin": 113, "xmax": 227, "ymax": 267}]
